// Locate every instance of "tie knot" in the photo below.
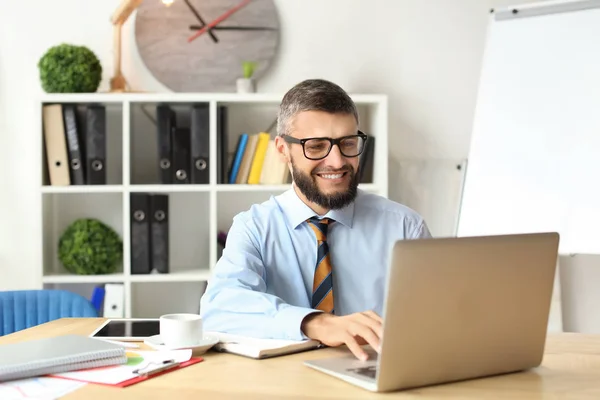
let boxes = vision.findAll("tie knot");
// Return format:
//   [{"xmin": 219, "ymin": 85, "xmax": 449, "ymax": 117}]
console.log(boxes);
[{"xmin": 307, "ymin": 217, "xmax": 333, "ymax": 241}]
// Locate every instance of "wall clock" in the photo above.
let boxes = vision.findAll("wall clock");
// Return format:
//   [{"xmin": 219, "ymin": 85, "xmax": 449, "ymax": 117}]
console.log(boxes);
[{"xmin": 134, "ymin": 0, "xmax": 280, "ymax": 92}]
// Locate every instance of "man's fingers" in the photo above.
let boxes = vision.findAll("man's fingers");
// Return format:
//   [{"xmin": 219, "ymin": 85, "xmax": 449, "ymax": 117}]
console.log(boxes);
[
  {"xmin": 357, "ymin": 313, "xmax": 384, "ymax": 339},
  {"xmin": 343, "ymin": 333, "xmax": 368, "ymax": 361},
  {"xmin": 362, "ymin": 310, "xmax": 384, "ymax": 324},
  {"xmin": 349, "ymin": 323, "xmax": 381, "ymax": 354}
]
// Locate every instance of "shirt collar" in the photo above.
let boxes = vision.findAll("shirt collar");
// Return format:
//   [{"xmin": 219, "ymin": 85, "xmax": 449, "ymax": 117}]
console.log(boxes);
[{"xmin": 277, "ymin": 184, "xmax": 355, "ymax": 229}]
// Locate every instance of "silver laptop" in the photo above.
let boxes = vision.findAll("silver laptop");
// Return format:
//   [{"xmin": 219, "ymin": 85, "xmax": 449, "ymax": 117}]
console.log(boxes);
[{"xmin": 304, "ymin": 232, "xmax": 559, "ymax": 392}]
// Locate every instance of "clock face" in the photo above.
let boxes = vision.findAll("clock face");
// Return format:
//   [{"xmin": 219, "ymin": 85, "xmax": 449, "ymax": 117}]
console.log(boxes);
[{"xmin": 134, "ymin": 0, "xmax": 280, "ymax": 92}]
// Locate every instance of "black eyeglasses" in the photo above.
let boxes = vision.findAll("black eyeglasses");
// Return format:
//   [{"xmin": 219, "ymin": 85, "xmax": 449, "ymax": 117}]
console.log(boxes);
[{"xmin": 283, "ymin": 131, "xmax": 368, "ymax": 160}]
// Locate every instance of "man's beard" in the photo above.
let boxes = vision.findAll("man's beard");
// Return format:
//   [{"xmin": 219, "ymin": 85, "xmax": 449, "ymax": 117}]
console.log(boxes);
[{"xmin": 291, "ymin": 158, "xmax": 359, "ymax": 210}]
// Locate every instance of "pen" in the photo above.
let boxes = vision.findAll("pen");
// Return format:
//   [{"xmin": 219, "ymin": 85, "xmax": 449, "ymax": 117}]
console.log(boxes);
[{"xmin": 137, "ymin": 360, "xmax": 181, "ymax": 377}]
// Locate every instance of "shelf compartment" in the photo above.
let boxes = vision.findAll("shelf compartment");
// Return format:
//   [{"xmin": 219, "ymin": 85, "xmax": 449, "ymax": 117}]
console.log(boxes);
[
  {"xmin": 42, "ymin": 192, "xmax": 125, "ymax": 278},
  {"xmin": 216, "ymin": 101, "xmax": 281, "ymax": 186},
  {"xmin": 129, "ymin": 101, "xmax": 211, "ymax": 186},
  {"xmin": 127, "ymin": 191, "xmax": 211, "ymax": 276},
  {"xmin": 41, "ymin": 101, "xmax": 124, "ymax": 187}
]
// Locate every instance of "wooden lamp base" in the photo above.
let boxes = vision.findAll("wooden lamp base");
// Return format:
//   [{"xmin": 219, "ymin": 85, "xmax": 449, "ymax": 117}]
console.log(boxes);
[
  {"xmin": 110, "ymin": 0, "xmax": 145, "ymax": 93},
  {"xmin": 110, "ymin": 74, "xmax": 128, "ymax": 93},
  {"xmin": 110, "ymin": 21, "xmax": 130, "ymax": 93}
]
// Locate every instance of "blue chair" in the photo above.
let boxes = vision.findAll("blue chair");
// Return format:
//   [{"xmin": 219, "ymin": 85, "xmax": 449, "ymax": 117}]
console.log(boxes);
[{"xmin": 0, "ymin": 289, "xmax": 98, "ymax": 336}]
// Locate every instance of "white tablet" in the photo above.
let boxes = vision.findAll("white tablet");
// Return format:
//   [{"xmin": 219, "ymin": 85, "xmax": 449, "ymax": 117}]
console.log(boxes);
[{"xmin": 89, "ymin": 318, "xmax": 160, "ymax": 341}]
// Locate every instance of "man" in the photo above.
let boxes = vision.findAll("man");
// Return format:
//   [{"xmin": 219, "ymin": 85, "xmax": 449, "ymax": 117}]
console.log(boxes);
[{"xmin": 200, "ymin": 79, "xmax": 431, "ymax": 361}]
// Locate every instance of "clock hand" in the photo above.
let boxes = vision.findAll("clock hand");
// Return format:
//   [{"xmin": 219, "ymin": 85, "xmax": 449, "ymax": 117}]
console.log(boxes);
[
  {"xmin": 189, "ymin": 25, "xmax": 277, "ymax": 31},
  {"xmin": 183, "ymin": 0, "xmax": 218, "ymax": 43},
  {"xmin": 187, "ymin": 0, "xmax": 251, "ymax": 43}
]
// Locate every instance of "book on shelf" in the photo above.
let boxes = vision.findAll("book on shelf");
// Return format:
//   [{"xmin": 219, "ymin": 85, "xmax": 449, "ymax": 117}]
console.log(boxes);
[
  {"xmin": 234, "ymin": 133, "xmax": 258, "ymax": 183},
  {"xmin": 259, "ymin": 139, "xmax": 291, "ymax": 185},
  {"xmin": 228, "ymin": 133, "xmax": 247, "ymax": 184},
  {"xmin": 247, "ymin": 132, "xmax": 270, "ymax": 184},
  {"xmin": 41, "ymin": 103, "xmax": 107, "ymax": 186},
  {"xmin": 228, "ymin": 132, "xmax": 291, "ymax": 185}
]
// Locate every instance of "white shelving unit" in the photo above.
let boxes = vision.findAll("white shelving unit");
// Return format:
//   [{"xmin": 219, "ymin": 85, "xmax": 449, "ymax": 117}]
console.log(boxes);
[{"xmin": 37, "ymin": 92, "xmax": 388, "ymax": 318}]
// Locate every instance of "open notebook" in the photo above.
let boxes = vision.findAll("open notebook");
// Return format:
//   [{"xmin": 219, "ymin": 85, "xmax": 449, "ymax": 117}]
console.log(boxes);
[
  {"xmin": 0, "ymin": 334, "xmax": 127, "ymax": 382},
  {"xmin": 206, "ymin": 331, "xmax": 321, "ymax": 359}
]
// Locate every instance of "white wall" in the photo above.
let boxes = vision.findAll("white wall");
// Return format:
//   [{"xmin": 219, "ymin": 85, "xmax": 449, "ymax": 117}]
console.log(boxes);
[{"xmin": 0, "ymin": 0, "xmax": 543, "ymax": 290}]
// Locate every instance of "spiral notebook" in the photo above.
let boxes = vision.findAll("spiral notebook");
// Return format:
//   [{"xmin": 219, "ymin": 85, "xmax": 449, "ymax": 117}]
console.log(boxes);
[{"xmin": 0, "ymin": 334, "xmax": 127, "ymax": 382}]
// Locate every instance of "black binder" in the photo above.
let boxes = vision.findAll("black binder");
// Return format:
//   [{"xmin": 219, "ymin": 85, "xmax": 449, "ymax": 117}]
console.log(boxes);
[
  {"xmin": 130, "ymin": 193, "xmax": 151, "ymax": 274},
  {"xmin": 217, "ymin": 105, "xmax": 228, "ymax": 184},
  {"xmin": 172, "ymin": 127, "xmax": 191, "ymax": 184},
  {"xmin": 359, "ymin": 136, "xmax": 375, "ymax": 183},
  {"xmin": 150, "ymin": 194, "xmax": 169, "ymax": 273},
  {"xmin": 62, "ymin": 104, "xmax": 85, "ymax": 185},
  {"xmin": 85, "ymin": 105, "xmax": 106, "ymax": 185},
  {"xmin": 156, "ymin": 104, "xmax": 175, "ymax": 184},
  {"xmin": 191, "ymin": 104, "xmax": 210, "ymax": 184}
]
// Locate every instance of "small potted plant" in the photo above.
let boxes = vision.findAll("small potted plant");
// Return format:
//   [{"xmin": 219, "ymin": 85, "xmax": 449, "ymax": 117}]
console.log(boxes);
[
  {"xmin": 237, "ymin": 61, "xmax": 257, "ymax": 93},
  {"xmin": 58, "ymin": 218, "xmax": 123, "ymax": 275},
  {"xmin": 37, "ymin": 43, "xmax": 103, "ymax": 93}
]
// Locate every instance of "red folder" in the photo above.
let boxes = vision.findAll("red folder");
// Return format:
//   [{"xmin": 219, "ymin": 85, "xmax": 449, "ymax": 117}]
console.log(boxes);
[
  {"xmin": 53, "ymin": 357, "xmax": 203, "ymax": 388},
  {"xmin": 112, "ymin": 357, "xmax": 203, "ymax": 387}
]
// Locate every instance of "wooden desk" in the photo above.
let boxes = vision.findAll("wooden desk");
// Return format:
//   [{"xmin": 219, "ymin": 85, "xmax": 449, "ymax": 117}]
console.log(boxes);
[{"xmin": 2, "ymin": 318, "xmax": 600, "ymax": 399}]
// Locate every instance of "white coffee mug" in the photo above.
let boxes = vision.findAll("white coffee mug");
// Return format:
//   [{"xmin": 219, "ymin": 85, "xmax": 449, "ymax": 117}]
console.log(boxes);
[{"xmin": 159, "ymin": 313, "xmax": 203, "ymax": 348}]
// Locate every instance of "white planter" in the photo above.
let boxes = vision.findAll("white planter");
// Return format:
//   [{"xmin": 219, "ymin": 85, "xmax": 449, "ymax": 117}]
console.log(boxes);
[{"xmin": 237, "ymin": 78, "xmax": 256, "ymax": 93}]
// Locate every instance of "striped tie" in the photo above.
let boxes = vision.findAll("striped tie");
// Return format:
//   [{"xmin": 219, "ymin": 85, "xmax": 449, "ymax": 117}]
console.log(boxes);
[{"xmin": 307, "ymin": 217, "xmax": 334, "ymax": 314}]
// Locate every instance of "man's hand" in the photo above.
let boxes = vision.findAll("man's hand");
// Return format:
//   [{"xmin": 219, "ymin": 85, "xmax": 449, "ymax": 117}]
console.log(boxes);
[{"xmin": 301, "ymin": 311, "xmax": 383, "ymax": 361}]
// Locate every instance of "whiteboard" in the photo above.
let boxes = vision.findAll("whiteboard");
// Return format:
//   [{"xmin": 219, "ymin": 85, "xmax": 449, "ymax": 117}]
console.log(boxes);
[{"xmin": 457, "ymin": 0, "xmax": 600, "ymax": 255}]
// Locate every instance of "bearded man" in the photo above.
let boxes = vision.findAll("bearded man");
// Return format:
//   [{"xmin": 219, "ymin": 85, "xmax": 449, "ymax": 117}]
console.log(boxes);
[{"xmin": 200, "ymin": 79, "xmax": 431, "ymax": 361}]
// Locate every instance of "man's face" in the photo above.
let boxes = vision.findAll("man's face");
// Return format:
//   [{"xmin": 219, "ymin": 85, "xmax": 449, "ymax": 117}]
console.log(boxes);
[{"xmin": 276, "ymin": 110, "xmax": 361, "ymax": 210}]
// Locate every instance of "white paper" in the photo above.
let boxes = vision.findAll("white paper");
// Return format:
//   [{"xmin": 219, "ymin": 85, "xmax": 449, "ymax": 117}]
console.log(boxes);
[{"xmin": 0, "ymin": 377, "xmax": 86, "ymax": 400}]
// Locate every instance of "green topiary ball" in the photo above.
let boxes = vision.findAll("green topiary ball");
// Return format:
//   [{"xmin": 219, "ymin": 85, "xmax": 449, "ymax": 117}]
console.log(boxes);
[
  {"xmin": 38, "ymin": 43, "xmax": 103, "ymax": 93},
  {"xmin": 58, "ymin": 218, "xmax": 122, "ymax": 275}
]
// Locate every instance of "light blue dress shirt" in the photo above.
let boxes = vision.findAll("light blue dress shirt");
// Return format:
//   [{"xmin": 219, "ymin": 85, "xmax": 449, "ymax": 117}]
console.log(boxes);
[{"xmin": 200, "ymin": 186, "xmax": 432, "ymax": 341}]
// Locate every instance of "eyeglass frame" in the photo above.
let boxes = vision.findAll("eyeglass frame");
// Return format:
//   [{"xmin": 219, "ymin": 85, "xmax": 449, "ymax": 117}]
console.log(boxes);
[{"xmin": 282, "ymin": 131, "xmax": 369, "ymax": 160}]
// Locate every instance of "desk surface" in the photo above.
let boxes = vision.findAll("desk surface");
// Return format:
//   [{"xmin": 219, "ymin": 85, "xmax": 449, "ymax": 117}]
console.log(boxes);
[{"xmin": 1, "ymin": 318, "xmax": 600, "ymax": 399}]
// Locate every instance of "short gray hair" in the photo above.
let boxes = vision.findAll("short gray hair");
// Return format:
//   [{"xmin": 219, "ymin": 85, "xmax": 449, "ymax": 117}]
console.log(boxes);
[{"xmin": 277, "ymin": 79, "xmax": 359, "ymax": 137}]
